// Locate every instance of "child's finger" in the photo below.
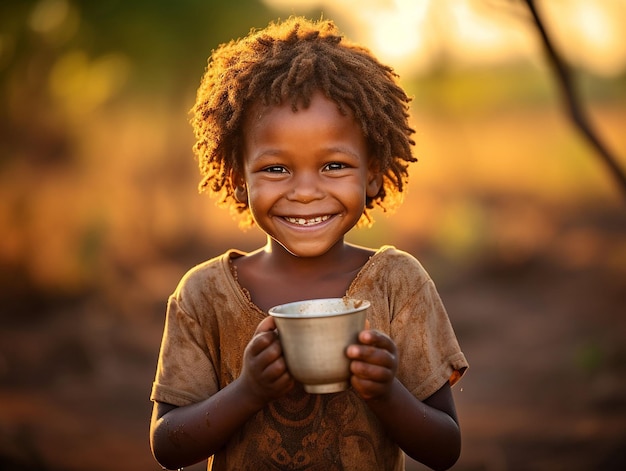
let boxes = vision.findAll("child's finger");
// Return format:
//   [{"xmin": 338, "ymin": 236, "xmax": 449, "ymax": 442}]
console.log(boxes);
[
  {"xmin": 246, "ymin": 317, "xmax": 280, "ymax": 356},
  {"xmin": 358, "ymin": 329, "xmax": 396, "ymax": 353},
  {"xmin": 348, "ymin": 344, "xmax": 395, "ymax": 368},
  {"xmin": 254, "ymin": 315, "xmax": 277, "ymax": 334}
]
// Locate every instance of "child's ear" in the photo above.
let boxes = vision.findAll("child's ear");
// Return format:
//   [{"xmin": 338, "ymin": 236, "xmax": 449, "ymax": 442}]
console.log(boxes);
[
  {"xmin": 234, "ymin": 185, "xmax": 248, "ymax": 204},
  {"xmin": 230, "ymin": 171, "xmax": 248, "ymax": 204},
  {"xmin": 366, "ymin": 169, "xmax": 383, "ymax": 198}
]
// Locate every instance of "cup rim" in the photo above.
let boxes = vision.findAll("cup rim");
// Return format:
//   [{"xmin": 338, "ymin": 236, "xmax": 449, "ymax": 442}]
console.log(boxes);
[{"xmin": 268, "ymin": 297, "xmax": 370, "ymax": 319}]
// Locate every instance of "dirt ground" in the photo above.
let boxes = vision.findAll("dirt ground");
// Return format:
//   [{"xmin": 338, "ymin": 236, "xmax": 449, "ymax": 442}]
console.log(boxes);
[{"xmin": 1, "ymin": 205, "xmax": 625, "ymax": 471}]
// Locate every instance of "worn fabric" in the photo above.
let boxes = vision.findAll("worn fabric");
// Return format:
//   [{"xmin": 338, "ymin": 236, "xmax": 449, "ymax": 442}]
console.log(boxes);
[{"xmin": 151, "ymin": 245, "xmax": 468, "ymax": 470}]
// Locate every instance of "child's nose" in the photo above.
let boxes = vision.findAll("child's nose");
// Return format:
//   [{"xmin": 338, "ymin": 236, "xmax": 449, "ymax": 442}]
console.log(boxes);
[{"xmin": 286, "ymin": 172, "xmax": 324, "ymax": 203}]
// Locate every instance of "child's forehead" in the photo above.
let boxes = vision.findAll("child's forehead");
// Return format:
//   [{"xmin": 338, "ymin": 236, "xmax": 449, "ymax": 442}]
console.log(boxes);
[{"xmin": 245, "ymin": 92, "xmax": 350, "ymax": 122}]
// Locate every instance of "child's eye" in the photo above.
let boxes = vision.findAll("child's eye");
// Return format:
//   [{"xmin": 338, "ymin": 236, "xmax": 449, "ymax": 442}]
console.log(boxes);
[
  {"xmin": 324, "ymin": 162, "xmax": 348, "ymax": 171},
  {"xmin": 263, "ymin": 165, "xmax": 287, "ymax": 173}
]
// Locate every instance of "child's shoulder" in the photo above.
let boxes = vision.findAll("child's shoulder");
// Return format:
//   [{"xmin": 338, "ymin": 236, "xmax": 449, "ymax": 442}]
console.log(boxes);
[
  {"xmin": 174, "ymin": 249, "xmax": 244, "ymax": 296},
  {"xmin": 358, "ymin": 245, "xmax": 430, "ymax": 284},
  {"xmin": 371, "ymin": 245, "xmax": 427, "ymax": 271}
]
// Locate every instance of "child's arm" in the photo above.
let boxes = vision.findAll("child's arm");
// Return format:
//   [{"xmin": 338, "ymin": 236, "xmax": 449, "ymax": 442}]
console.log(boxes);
[
  {"xmin": 346, "ymin": 330, "xmax": 461, "ymax": 471},
  {"xmin": 150, "ymin": 316, "xmax": 294, "ymax": 470}
]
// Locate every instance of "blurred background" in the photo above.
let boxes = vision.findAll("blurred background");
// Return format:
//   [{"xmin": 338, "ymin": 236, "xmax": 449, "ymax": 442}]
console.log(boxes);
[{"xmin": 1, "ymin": 0, "xmax": 625, "ymax": 470}]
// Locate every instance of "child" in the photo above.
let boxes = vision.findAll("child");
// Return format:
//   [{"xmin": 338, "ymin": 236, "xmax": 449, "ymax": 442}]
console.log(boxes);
[{"xmin": 150, "ymin": 16, "xmax": 468, "ymax": 471}]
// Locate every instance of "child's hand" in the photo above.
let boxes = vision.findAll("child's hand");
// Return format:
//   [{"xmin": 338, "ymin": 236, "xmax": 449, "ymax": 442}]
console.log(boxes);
[
  {"xmin": 346, "ymin": 329, "xmax": 398, "ymax": 401},
  {"xmin": 240, "ymin": 316, "xmax": 294, "ymax": 407}
]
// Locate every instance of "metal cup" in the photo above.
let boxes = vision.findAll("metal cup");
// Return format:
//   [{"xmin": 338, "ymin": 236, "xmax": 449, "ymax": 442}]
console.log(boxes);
[{"xmin": 269, "ymin": 298, "xmax": 370, "ymax": 394}]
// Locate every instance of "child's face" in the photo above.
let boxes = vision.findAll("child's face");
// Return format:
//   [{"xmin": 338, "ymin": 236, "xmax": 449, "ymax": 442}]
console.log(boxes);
[{"xmin": 238, "ymin": 91, "xmax": 381, "ymax": 258}]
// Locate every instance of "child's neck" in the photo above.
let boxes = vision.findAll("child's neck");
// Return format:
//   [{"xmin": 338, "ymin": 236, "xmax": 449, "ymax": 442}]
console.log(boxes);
[
  {"xmin": 263, "ymin": 239, "xmax": 352, "ymax": 275},
  {"xmin": 234, "ymin": 239, "xmax": 374, "ymax": 312}
]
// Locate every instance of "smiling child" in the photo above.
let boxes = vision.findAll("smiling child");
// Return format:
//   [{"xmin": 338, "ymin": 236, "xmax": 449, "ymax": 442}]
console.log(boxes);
[{"xmin": 150, "ymin": 16, "xmax": 468, "ymax": 471}]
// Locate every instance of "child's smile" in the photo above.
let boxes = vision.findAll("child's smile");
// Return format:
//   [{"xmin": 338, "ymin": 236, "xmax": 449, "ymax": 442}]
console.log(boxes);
[{"xmin": 240, "ymin": 91, "xmax": 381, "ymax": 258}]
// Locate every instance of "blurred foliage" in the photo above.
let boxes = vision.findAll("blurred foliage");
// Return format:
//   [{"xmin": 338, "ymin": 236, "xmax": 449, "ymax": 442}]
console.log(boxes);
[
  {"xmin": 0, "ymin": 0, "xmax": 277, "ymax": 96},
  {"xmin": 407, "ymin": 64, "xmax": 626, "ymax": 118},
  {"xmin": 0, "ymin": 0, "xmax": 277, "ymax": 168}
]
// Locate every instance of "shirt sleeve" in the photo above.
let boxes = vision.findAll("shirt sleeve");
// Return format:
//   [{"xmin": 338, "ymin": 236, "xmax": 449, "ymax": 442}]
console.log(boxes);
[
  {"xmin": 392, "ymin": 276, "xmax": 468, "ymax": 401},
  {"xmin": 150, "ymin": 293, "xmax": 220, "ymax": 406}
]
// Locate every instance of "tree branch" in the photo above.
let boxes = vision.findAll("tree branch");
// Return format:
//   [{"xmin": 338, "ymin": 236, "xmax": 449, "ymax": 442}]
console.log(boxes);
[{"xmin": 524, "ymin": 0, "xmax": 626, "ymax": 198}]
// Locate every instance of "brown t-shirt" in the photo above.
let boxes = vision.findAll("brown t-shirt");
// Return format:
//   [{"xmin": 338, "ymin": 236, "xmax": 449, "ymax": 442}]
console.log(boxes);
[{"xmin": 151, "ymin": 245, "xmax": 468, "ymax": 470}]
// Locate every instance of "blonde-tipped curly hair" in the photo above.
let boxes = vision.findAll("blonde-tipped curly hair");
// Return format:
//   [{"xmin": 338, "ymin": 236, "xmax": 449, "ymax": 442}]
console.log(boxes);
[{"xmin": 191, "ymin": 16, "xmax": 416, "ymax": 227}]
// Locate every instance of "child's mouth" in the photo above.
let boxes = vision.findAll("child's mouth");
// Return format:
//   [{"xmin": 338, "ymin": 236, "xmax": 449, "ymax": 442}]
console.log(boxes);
[{"xmin": 283, "ymin": 215, "xmax": 331, "ymax": 226}]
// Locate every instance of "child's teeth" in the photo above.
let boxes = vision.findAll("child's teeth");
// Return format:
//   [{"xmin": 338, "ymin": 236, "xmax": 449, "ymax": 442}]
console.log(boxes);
[{"xmin": 286, "ymin": 215, "xmax": 329, "ymax": 225}]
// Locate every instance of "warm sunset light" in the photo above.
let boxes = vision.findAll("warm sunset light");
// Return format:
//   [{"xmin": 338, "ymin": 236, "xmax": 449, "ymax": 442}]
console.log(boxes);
[
  {"xmin": 263, "ymin": 0, "xmax": 626, "ymax": 77},
  {"xmin": 541, "ymin": 0, "xmax": 626, "ymax": 76}
]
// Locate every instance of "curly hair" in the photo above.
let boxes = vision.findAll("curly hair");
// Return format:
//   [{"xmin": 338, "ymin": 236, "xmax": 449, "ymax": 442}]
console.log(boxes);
[{"xmin": 191, "ymin": 16, "xmax": 416, "ymax": 227}]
